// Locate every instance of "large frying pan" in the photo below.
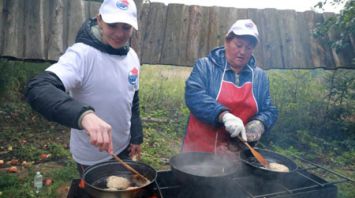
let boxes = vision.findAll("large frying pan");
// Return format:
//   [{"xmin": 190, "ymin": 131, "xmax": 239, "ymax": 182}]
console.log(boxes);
[
  {"xmin": 240, "ymin": 148, "xmax": 298, "ymax": 179},
  {"xmin": 169, "ymin": 152, "xmax": 239, "ymax": 186},
  {"xmin": 82, "ymin": 160, "xmax": 157, "ymax": 198}
]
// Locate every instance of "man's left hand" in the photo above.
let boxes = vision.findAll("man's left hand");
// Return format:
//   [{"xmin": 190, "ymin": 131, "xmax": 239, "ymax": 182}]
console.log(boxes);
[
  {"xmin": 245, "ymin": 120, "xmax": 265, "ymax": 142},
  {"xmin": 129, "ymin": 144, "xmax": 141, "ymax": 161}
]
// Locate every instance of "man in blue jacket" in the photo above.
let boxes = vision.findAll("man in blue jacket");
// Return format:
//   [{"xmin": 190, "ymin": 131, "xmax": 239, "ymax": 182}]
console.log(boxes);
[{"xmin": 182, "ymin": 19, "xmax": 278, "ymax": 154}]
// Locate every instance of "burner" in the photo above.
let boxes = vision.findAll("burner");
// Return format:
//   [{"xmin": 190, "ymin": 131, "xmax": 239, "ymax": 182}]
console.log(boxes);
[
  {"xmin": 67, "ymin": 180, "xmax": 91, "ymax": 198},
  {"xmin": 68, "ymin": 168, "xmax": 342, "ymax": 198},
  {"xmin": 156, "ymin": 170, "xmax": 338, "ymax": 198}
]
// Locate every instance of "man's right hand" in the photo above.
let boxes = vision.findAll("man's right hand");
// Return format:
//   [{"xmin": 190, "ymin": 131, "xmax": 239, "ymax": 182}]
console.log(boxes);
[
  {"xmin": 222, "ymin": 112, "xmax": 247, "ymax": 141},
  {"xmin": 80, "ymin": 112, "xmax": 113, "ymax": 154}
]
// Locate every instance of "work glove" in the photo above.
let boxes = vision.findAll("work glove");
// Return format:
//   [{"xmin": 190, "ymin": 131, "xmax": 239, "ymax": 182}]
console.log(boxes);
[
  {"xmin": 222, "ymin": 112, "xmax": 247, "ymax": 141},
  {"xmin": 245, "ymin": 120, "xmax": 265, "ymax": 142}
]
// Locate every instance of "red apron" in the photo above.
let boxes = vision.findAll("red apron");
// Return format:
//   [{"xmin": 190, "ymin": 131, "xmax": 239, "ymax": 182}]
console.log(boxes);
[{"xmin": 182, "ymin": 69, "xmax": 258, "ymax": 153}]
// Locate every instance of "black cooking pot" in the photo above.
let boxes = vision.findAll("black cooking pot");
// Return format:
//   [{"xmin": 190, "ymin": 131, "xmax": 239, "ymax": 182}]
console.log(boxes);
[
  {"xmin": 169, "ymin": 152, "xmax": 239, "ymax": 186},
  {"xmin": 82, "ymin": 160, "xmax": 157, "ymax": 198},
  {"xmin": 240, "ymin": 148, "xmax": 298, "ymax": 179}
]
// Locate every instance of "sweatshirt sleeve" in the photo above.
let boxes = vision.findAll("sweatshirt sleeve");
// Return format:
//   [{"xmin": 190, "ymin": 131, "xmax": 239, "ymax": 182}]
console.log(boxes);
[
  {"xmin": 129, "ymin": 90, "xmax": 143, "ymax": 144},
  {"xmin": 25, "ymin": 71, "xmax": 94, "ymax": 129}
]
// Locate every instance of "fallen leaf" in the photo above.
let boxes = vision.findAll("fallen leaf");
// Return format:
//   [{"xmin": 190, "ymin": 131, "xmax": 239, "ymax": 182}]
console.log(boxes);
[
  {"xmin": 10, "ymin": 159, "xmax": 19, "ymax": 166},
  {"xmin": 22, "ymin": 161, "xmax": 32, "ymax": 168},
  {"xmin": 44, "ymin": 178, "xmax": 53, "ymax": 186},
  {"xmin": 8, "ymin": 145, "xmax": 13, "ymax": 151},
  {"xmin": 40, "ymin": 153, "xmax": 51, "ymax": 160},
  {"xmin": 7, "ymin": 166, "xmax": 17, "ymax": 173}
]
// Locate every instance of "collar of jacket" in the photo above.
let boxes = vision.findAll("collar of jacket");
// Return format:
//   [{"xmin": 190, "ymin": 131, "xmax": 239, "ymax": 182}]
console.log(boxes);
[
  {"xmin": 208, "ymin": 46, "xmax": 256, "ymax": 71},
  {"xmin": 75, "ymin": 18, "xmax": 130, "ymax": 56}
]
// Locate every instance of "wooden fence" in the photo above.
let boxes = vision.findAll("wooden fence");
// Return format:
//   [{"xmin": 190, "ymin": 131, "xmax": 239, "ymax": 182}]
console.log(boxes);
[{"xmin": 0, "ymin": 0, "xmax": 354, "ymax": 69}]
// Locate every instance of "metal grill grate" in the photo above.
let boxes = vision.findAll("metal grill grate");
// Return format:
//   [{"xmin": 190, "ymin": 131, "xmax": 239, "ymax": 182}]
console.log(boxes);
[
  {"xmin": 231, "ymin": 155, "xmax": 354, "ymax": 198},
  {"xmin": 67, "ymin": 156, "xmax": 353, "ymax": 198}
]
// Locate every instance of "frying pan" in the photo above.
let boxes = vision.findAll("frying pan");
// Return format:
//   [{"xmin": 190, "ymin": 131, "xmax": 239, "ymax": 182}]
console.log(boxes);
[
  {"xmin": 240, "ymin": 148, "xmax": 298, "ymax": 179},
  {"xmin": 82, "ymin": 160, "xmax": 157, "ymax": 198},
  {"xmin": 169, "ymin": 152, "xmax": 239, "ymax": 186}
]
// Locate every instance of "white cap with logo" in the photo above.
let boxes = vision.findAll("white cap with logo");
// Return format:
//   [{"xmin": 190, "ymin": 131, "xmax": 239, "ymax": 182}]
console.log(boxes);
[
  {"xmin": 99, "ymin": 0, "xmax": 138, "ymax": 30},
  {"xmin": 227, "ymin": 19, "xmax": 259, "ymax": 42}
]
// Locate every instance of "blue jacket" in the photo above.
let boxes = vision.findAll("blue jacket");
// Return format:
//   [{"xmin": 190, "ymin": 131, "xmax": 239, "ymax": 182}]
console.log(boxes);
[{"xmin": 185, "ymin": 46, "xmax": 278, "ymax": 132}]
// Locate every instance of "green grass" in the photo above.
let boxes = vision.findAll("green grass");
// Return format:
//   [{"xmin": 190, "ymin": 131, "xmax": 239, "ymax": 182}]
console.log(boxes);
[
  {"xmin": 139, "ymin": 64, "xmax": 191, "ymax": 169},
  {"xmin": 0, "ymin": 62, "xmax": 354, "ymax": 197},
  {"xmin": 0, "ymin": 63, "xmax": 191, "ymax": 197}
]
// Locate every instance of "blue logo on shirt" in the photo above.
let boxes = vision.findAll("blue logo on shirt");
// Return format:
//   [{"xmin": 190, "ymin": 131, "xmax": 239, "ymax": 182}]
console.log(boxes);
[{"xmin": 128, "ymin": 67, "xmax": 138, "ymax": 85}]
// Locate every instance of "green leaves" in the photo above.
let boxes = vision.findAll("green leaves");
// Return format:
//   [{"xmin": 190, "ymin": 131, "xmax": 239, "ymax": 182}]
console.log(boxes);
[{"xmin": 313, "ymin": 1, "xmax": 355, "ymax": 56}]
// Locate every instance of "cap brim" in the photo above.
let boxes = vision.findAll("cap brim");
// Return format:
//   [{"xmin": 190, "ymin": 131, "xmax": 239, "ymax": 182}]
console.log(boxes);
[
  {"xmin": 231, "ymin": 30, "xmax": 259, "ymax": 42},
  {"xmin": 101, "ymin": 14, "xmax": 138, "ymax": 30}
]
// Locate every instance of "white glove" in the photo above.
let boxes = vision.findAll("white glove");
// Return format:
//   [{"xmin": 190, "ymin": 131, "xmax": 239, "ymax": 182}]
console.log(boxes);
[
  {"xmin": 222, "ymin": 112, "xmax": 247, "ymax": 141},
  {"xmin": 245, "ymin": 120, "xmax": 265, "ymax": 142}
]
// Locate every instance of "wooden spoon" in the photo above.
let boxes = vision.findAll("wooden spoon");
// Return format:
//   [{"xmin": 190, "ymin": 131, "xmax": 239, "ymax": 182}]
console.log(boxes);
[
  {"xmin": 111, "ymin": 154, "xmax": 150, "ymax": 185},
  {"xmin": 237, "ymin": 137, "xmax": 270, "ymax": 168}
]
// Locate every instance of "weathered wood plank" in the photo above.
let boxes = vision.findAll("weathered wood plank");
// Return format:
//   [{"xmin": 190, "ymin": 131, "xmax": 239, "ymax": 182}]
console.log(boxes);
[
  {"xmin": 246, "ymin": 8, "xmax": 264, "ymax": 67},
  {"xmin": 195, "ymin": 6, "xmax": 210, "ymax": 59},
  {"xmin": 0, "ymin": 0, "xmax": 4, "ymax": 54},
  {"xmin": 186, "ymin": 5, "xmax": 208, "ymax": 64},
  {"xmin": 66, "ymin": 0, "xmax": 86, "ymax": 47},
  {"xmin": 2, "ymin": 0, "xmax": 25, "ymax": 57},
  {"xmin": 42, "ymin": 0, "xmax": 56, "ymax": 59},
  {"xmin": 160, "ymin": 4, "xmax": 189, "ymax": 66},
  {"xmin": 130, "ymin": 0, "xmax": 144, "ymax": 55},
  {"xmin": 87, "ymin": 1, "xmax": 100, "ymax": 18},
  {"xmin": 0, "ymin": 1, "xmax": 353, "ymax": 69},
  {"xmin": 277, "ymin": 10, "xmax": 301, "ymax": 68},
  {"xmin": 24, "ymin": 0, "xmax": 45, "ymax": 59},
  {"xmin": 295, "ymin": 11, "xmax": 313, "ymax": 68},
  {"xmin": 140, "ymin": 3, "xmax": 166, "ymax": 64},
  {"xmin": 47, "ymin": 0, "xmax": 65, "ymax": 60},
  {"xmin": 207, "ymin": 6, "xmax": 220, "ymax": 52},
  {"xmin": 131, "ymin": 1, "xmax": 150, "ymax": 59},
  {"xmin": 304, "ymin": 11, "xmax": 328, "ymax": 67},
  {"xmin": 216, "ymin": 7, "xmax": 233, "ymax": 46},
  {"xmin": 264, "ymin": 9, "xmax": 285, "ymax": 68}
]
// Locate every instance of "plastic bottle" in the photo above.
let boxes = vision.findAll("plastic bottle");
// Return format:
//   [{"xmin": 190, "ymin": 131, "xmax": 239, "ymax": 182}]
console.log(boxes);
[{"xmin": 34, "ymin": 171, "xmax": 43, "ymax": 193}]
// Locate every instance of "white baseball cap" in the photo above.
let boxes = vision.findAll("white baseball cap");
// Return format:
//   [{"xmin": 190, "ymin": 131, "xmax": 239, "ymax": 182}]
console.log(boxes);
[
  {"xmin": 99, "ymin": 0, "xmax": 138, "ymax": 30},
  {"xmin": 227, "ymin": 19, "xmax": 259, "ymax": 42}
]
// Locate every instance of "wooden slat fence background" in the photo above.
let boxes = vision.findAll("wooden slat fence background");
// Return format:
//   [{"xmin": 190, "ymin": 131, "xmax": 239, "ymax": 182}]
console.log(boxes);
[{"xmin": 0, "ymin": 0, "xmax": 354, "ymax": 69}]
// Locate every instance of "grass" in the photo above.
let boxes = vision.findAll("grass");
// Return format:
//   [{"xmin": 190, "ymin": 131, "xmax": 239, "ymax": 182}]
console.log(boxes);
[
  {"xmin": 0, "ymin": 63, "xmax": 191, "ymax": 197},
  {"xmin": 0, "ymin": 62, "xmax": 354, "ymax": 197},
  {"xmin": 139, "ymin": 64, "xmax": 191, "ymax": 169}
]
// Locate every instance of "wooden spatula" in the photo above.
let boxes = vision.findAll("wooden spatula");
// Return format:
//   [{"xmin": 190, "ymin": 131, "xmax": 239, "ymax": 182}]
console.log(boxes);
[
  {"xmin": 111, "ymin": 154, "xmax": 150, "ymax": 185},
  {"xmin": 237, "ymin": 137, "xmax": 270, "ymax": 168}
]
